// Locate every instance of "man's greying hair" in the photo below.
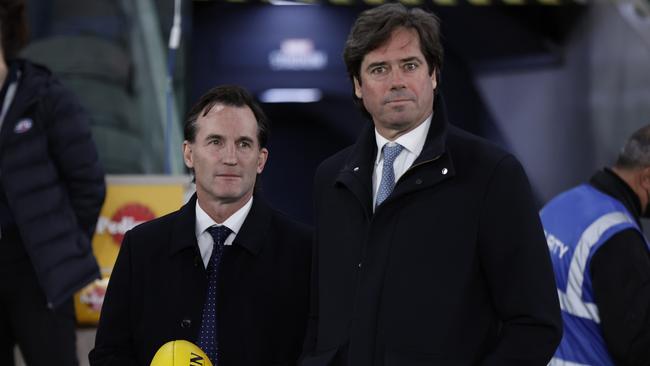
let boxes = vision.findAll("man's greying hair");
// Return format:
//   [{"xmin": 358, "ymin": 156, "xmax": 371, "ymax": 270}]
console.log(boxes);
[
  {"xmin": 184, "ymin": 85, "xmax": 269, "ymax": 148},
  {"xmin": 343, "ymin": 3, "xmax": 444, "ymax": 117},
  {"xmin": 0, "ymin": 0, "xmax": 29, "ymax": 59},
  {"xmin": 616, "ymin": 125, "xmax": 650, "ymax": 169}
]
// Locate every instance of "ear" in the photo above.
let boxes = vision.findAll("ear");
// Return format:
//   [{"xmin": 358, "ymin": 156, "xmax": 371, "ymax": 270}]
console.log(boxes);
[
  {"xmin": 642, "ymin": 167, "xmax": 650, "ymax": 187},
  {"xmin": 354, "ymin": 77, "xmax": 363, "ymax": 99},
  {"xmin": 183, "ymin": 141, "xmax": 194, "ymax": 169},
  {"xmin": 257, "ymin": 147, "xmax": 269, "ymax": 174},
  {"xmin": 430, "ymin": 69, "xmax": 438, "ymax": 91}
]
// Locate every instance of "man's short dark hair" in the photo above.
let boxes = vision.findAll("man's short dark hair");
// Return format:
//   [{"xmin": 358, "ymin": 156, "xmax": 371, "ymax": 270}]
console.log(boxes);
[
  {"xmin": 0, "ymin": 0, "xmax": 29, "ymax": 59},
  {"xmin": 184, "ymin": 85, "xmax": 269, "ymax": 148},
  {"xmin": 615, "ymin": 125, "xmax": 650, "ymax": 169},
  {"xmin": 343, "ymin": 3, "xmax": 444, "ymax": 117}
]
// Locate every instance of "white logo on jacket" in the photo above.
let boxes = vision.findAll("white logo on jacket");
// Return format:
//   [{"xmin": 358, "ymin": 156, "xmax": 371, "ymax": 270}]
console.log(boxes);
[{"xmin": 13, "ymin": 118, "xmax": 33, "ymax": 134}]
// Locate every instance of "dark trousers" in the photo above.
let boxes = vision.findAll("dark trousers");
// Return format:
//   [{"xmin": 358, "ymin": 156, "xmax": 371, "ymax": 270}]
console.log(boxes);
[{"xmin": 0, "ymin": 237, "xmax": 78, "ymax": 366}]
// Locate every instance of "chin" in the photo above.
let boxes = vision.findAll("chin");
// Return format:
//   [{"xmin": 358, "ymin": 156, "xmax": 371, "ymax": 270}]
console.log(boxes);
[
  {"xmin": 385, "ymin": 119, "xmax": 415, "ymax": 130},
  {"xmin": 214, "ymin": 191, "xmax": 243, "ymax": 201}
]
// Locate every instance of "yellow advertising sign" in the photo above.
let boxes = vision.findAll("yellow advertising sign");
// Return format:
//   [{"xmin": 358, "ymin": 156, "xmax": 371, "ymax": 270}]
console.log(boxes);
[{"xmin": 75, "ymin": 175, "xmax": 192, "ymax": 325}]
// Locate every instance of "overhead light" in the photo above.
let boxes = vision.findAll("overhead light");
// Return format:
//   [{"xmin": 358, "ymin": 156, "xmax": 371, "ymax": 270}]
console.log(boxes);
[
  {"xmin": 268, "ymin": 0, "xmax": 313, "ymax": 5},
  {"xmin": 260, "ymin": 88, "xmax": 322, "ymax": 103}
]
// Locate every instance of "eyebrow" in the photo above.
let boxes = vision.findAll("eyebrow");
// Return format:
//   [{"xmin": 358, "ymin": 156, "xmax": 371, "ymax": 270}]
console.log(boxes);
[
  {"xmin": 203, "ymin": 134, "xmax": 256, "ymax": 144},
  {"xmin": 236, "ymin": 136, "xmax": 255, "ymax": 144},
  {"xmin": 366, "ymin": 61, "xmax": 388, "ymax": 71},
  {"xmin": 365, "ymin": 56, "xmax": 423, "ymax": 71},
  {"xmin": 204, "ymin": 133, "xmax": 223, "ymax": 141},
  {"xmin": 400, "ymin": 56, "xmax": 423, "ymax": 64}
]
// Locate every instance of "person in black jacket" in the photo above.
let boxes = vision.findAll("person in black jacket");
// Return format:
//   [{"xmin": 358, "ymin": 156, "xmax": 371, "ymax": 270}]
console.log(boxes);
[
  {"xmin": 301, "ymin": 4, "xmax": 561, "ymax": 366},
  {"xmin": 90, "ymin": 85, "xmax": 311, "ymax": 366},
  {"xmin": 540, "ymin": 125, "xmax": 650, "ymax": 366},
  {"xmin": 0, "ymin": 1, "xmax": 106, "ymax": 365}
]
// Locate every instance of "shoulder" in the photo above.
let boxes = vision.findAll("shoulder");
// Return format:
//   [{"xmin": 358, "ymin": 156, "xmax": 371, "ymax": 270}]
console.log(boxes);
[
  {"xmin": 269, "ymin": 208, "xmax": 312, "ymax": 239},
  {"xmin": 18, "ymin": 59, "xmax": 83, "ymax": 111},
  {"xmin": 447, "ymin": 125, "xmax": 511, "ymax": 164},
  {"xmin": 317, "ymin": 145, "xmax": 355, "ymax": 175},
  {"xmin": 313, "ymin": 145, "xmax": 357, "ymax": 193},
  {"xmin": 17, "ymin": 59, "xmax": 61, "ymax": 96},
  {"xmin": 262, "ymin": 208, "xmax": 312, "ymax": 258},
  {"xmin": 446, "ymin": 125, "xmax": 525, "ymax": 178},
  {"xmin": 123, "ymin": 208, "xmax": 184, "ymax": 245}
]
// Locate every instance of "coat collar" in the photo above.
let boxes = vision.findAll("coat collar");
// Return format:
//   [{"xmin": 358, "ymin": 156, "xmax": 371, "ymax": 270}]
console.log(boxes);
[
  {"xmin": 414, "ymin": 95, "xmax": 449, "ymax": 165},
  {"xmin": 168, "ymin": 193, "xmax": 201, "ymax": 256},
  {"xmin": 232, "ymin": 194, "xmax": 272, "ymax": 256},
  {"xmin": 335, "ymin": 96, "xmax": 454, "ymax": 214},
  {"xmin": 168, "ymin": 193, "xmax": 272, "ymax": 257},
  {"xmin": 0, "ymin": 60, "xmax": 49, "ymax": 148}
]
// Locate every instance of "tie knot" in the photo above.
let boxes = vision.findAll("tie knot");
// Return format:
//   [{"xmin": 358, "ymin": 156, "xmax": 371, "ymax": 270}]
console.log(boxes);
[
  {"xmin": 382, "ymin": 143, "xmax": 403, "ymax": 164},
  {"xmin": 206, "ymin": 225, "xmax": 232, "ymax": 247}
]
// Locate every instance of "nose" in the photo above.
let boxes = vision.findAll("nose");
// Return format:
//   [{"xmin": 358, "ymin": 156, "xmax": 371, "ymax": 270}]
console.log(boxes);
[
  {"xmin": 390, "ymin": 69, "xmax": 406, "ymax": 90},
  {"xmin": 222, "ymin": 143, "xmax": 237, "ymax": 165}
]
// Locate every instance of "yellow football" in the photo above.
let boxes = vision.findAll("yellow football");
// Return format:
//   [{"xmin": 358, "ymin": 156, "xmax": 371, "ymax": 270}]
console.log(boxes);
[{"xmin": 150, "ymin": 340, "xmax": 213, "ymax": 366}]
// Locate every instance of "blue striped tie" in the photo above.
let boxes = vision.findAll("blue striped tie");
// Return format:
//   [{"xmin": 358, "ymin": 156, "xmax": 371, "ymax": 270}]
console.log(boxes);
[
  {"xmin": 197, "ymin": 225, "xmax": 231, "ymax": 364},
  {"xmin": 376, "ymin": 144, "xmax": 404, "ymax": 208}
]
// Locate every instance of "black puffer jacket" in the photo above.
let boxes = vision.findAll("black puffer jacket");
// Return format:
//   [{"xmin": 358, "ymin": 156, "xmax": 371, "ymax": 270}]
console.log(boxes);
[{"xmin": 0, "ymin": 59, "xmax": 105, "ymax": 308}]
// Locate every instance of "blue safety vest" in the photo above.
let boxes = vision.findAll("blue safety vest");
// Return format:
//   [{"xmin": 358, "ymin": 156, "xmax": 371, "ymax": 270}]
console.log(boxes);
[{"xmin": 540, "ymin": 184, "xmax": 648, "ymax": 366}]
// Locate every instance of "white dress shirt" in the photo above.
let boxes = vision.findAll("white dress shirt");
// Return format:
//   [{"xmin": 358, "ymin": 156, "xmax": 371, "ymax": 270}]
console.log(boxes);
[
  {"xmin": 372, "ymin": 114, "xmax": 432, "ymax": 209},
  {"xmin": 194, "ymin": 197, "xmax": 253, "ymax": 268}
]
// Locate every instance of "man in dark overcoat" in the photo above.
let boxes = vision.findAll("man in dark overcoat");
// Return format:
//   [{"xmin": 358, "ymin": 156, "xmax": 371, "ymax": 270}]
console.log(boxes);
[
  {"xmin": 300, "ymin": 4, "xmax": 562, "ymax": 366},
  {"xmin": 91, "ymin": 85, "xmax": 312, "ymax": 366}
]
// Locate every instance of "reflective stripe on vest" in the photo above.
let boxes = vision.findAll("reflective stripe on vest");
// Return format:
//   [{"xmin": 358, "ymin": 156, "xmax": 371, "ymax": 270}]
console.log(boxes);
[
  {"xmin": 557, "ymin": 211, "xmax": 632, "ymax": 323},
  {"xmin": 540, "ymin": 184, "xmax": 646, "ymax": 366}
]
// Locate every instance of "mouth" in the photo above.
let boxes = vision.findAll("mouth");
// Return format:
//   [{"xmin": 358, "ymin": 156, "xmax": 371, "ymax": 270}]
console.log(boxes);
[
  {"xmin": 216, "ymin": 174, "xmax": 241, "ymax": 179},
  {"xmin": 385, "ymin": 99, "xmax": 412, "ymax": 105}
]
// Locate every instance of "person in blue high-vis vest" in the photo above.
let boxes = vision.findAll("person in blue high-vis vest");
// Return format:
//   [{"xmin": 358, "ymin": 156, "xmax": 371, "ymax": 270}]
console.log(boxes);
[{"xmin": 540, "ymin": 125, "xmax": 650, "ymax": 366}]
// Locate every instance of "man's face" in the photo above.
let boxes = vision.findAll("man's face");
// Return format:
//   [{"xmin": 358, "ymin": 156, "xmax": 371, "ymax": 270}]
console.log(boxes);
[
  {"xmin": 354, "ymin": 27, "xmax": 437, "ymax": 140},
  {"xmin": 183, "ymin": 104, "xmax": 268, "ymax": 208}
]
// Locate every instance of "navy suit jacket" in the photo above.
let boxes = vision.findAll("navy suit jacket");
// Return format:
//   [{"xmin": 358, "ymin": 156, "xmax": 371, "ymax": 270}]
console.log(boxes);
[{"xmin": 90, "ymin": 194, "xmax": 312, "ymax": 366}]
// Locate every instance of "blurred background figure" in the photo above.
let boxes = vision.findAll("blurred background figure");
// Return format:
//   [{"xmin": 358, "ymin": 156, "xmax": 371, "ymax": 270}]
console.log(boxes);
[
  {"xmin": 540, "ymin": 125, "xmax": 650, "ymax": 366},
  {"xmin": 0, "ymin": 1, "xmax": 106, "ymax": 365}
]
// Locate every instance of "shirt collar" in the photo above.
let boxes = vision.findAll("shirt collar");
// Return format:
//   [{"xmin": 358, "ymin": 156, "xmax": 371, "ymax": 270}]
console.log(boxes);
[
  {"xmin": 194, "ymin": 196, "xmax": 254, "ymax": 239},
  {"xmin": 374, "ymin": 113, "xmax": 432, "ymax": 165}
]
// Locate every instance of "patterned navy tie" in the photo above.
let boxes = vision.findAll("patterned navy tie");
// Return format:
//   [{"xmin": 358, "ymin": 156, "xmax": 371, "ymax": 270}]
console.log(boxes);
[
  {"xmin": 376, "ymin": 143, "xmax": 404, "ymax": 208},
  {"xmin": 197, "ymin": 225, "xmax": 231, "ymax": 364}
]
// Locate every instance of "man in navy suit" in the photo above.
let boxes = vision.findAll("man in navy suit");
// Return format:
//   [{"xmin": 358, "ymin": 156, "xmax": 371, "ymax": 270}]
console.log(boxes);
[{"xmin": 90, "ymin": 85, "xmax": 312, "ymax": 366}]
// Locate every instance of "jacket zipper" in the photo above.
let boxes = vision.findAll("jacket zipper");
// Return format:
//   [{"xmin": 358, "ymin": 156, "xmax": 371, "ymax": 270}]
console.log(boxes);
[{"xmin": 395, "ymin": 153, "xmax": 442, "ymax": 185}]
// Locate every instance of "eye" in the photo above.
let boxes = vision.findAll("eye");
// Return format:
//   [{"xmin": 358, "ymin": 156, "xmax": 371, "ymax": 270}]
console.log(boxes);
[
  {"xmin": 369, "ymin": 65, "xmax": 387, "ymax": 75},
  {"xmin": 403, "ymin": 62, "xmax": 418, "ymax": 71},
  {"xmin": 238, "ymin": 140, "xmax": 252, "ymax": 149},
  {"xmin": 209, "ymin": 137, "xmax": 222, "ymax": 146}
]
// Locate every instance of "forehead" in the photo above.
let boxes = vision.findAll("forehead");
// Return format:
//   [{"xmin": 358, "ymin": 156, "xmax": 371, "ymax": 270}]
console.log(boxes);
[
  {"xmin": 196, "ymin": 103, "xmax": 258, "ymax": 138},
  {"xmin": 362, "ymin": 27, "xmax": 423, "ymax": 65}
]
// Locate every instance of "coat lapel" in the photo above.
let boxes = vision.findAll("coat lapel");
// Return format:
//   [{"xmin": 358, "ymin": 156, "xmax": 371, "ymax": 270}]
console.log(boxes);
[
  {"xmin": 335, "ymin": 123, "xmax": 377, "ymax": 218},
  {"xmin": 344, "ymin": 96, "xmax": 457, "ymax": 211},
  {"xmin": 232, "ymin": 196, "xmax": 272, "ymax": 256},
  {"xmin": 388, "ymin": 97, "xmax": 456, "ymax": 203},
  {"xmin": 168, "ymin": 194, "xmax": 201, "ymax": 257},
  {"xmin": 220, "ymin": 196, "xmax": 272, "ymax": 291},
  {"xmin": 0, "ymin": 61, "xmax": 40, "ymax": 153},
  {"xmin": 166, "ymin": 194, "xmax": 206, "ymax": 341}
]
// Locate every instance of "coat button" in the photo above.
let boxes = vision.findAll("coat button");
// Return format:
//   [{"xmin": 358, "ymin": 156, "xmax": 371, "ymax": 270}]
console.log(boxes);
[
  {"xmin": 441, "ymin": 168, "xmax": 448, "ymax": 175},
  {"xmin": 415, "ymin": 178, "xmax": 423, "ymax": 185},
  {"xmin": 181, "ymin": 319, "xmax": 192, "ymax": 328}
]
